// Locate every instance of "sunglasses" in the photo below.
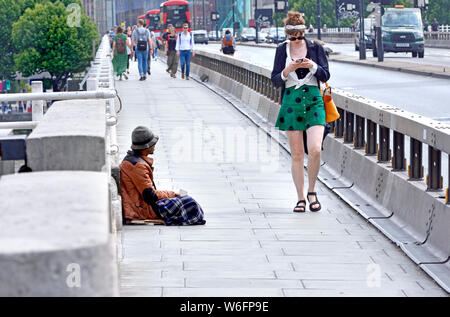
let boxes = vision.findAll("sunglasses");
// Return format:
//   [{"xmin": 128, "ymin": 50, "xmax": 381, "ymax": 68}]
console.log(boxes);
[{"xmin": 289, "ymin": 36, "xmax": 305, "ymax": 41}]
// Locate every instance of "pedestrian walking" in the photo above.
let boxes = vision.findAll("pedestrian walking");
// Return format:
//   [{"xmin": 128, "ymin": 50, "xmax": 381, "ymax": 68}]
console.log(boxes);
[
  {"xmin": 112, "ymin": 26, "xmax": 131, "ymax": 80},
  {"xmin": 431, "ymin": 18, "xmax": 439, "ymax": 39},
  {"xmin": 147, "ymin": 29, "xmax": 156, "ymax": 76},
  {"xmin": 176, "ymin": 23, "xmax": 195, "ymax": 80},
  {"xmin": 132, "ymin": 19, "xmax": 154, "ymax": 81},
  {"xmin": 271, "ymin": 11, "xmax": 330, "ymax": 213},
  {"xmin": 165, "ymin": 25, "xmax": 179, "ymax": 78},
  {"xmin": 151, "ymin": 30, "xmax": 158, "ymax": 60},
  {"xmin": 126, "ymin": 27, "xmax": 133, "ymax": 74},
  {"xmin": 221, "ymin": 30, "xmax": 236, "ymax": 56}
]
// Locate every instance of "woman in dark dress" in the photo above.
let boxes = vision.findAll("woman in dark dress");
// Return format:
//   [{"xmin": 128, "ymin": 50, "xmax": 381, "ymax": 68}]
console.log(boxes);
[{"xmin": 271, "ymin": 11, "xmax": 330, "ymax": 213}]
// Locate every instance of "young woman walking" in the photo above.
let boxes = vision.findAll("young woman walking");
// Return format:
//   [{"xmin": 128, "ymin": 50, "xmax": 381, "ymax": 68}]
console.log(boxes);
[
  {"xmin": 165, "ymin": 25, "xmax": 179, "ymax": 78},
  {"xmin": 271, "ymin": 11, "xmax": 330, "ymax": 213},
  {"xmin": 112, "ymin": 27, "xmax": 131, "ymax": 80}
]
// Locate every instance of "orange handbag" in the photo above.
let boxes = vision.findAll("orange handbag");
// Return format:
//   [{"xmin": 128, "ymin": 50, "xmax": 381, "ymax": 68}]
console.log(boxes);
[{"xmin": 320, "ymin": 82, "xmax": 340, "ymax": 123}]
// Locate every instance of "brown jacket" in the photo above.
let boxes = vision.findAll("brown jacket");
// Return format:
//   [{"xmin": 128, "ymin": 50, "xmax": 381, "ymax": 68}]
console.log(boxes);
[{"xmin": 120, "ymin": 151, "xmax": 177, "ymax": 221}]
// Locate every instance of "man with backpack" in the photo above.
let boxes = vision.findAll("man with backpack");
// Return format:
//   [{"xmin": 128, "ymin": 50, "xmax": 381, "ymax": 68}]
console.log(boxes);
[
  {"xmin": 132, "ymin": 19, "xmax": 154, "ymax": 81},
  {"xmin": 175, "ymin": 23, "xmax": 195, "ymax": 80}
]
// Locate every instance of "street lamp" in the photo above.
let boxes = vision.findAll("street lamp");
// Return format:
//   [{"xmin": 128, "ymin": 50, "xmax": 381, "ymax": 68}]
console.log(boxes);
[
  {"xmin": 275, "ymin": 0, "xmax": 286, "ymax": 44},
  {"xmin": 211, "ymin": 10, "xmax": 220, "ymax": 40}
]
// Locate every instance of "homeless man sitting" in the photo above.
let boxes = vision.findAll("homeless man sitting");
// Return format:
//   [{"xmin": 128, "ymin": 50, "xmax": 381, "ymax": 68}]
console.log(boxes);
[
  {"xmin": 120, "ymin": 126, "xmax": 180, "ymax": 225},
  {"xmin": 121, "ymin": 126, "xmax": 206, "ymax": 226}
]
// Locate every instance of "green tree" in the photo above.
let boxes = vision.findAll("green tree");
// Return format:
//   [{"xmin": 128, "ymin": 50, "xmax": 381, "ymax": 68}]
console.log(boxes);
[
  {"xmin": 12, "ymin": 0, "xmax": 98, "ymax": 91},
  {"xmin": 0, "ymin": 0, "xmax": 36, "ymax": 80},
  {"xmin": 428, "ymin": 0, "xmax": 450, "ymax": 25}
]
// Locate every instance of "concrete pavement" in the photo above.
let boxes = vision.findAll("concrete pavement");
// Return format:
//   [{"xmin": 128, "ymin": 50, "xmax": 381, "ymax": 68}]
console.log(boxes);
[{"xmin": 115, "ymin": 58, "xmax": 447, "ymax": 297}]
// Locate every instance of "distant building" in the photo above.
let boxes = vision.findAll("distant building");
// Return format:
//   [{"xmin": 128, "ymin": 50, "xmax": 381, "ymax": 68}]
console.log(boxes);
[
  {"xmin": 115, "ymin": 0, "xmax": 162, "ymax": 27},
  {"xmin": 82, "ymin": 0, "xmax": 117, "ymax": 35}
]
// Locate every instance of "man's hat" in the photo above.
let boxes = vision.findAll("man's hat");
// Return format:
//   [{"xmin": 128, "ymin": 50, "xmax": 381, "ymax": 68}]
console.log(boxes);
[{"xmin": 131, "ymin": 126, "xmax": 159, "ymax": 150}]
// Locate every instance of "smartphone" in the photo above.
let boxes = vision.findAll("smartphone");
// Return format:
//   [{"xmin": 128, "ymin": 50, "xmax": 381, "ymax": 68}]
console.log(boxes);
[{"xmin": 295, "ymin": 58, "xmax": 304, "ymax": 63}]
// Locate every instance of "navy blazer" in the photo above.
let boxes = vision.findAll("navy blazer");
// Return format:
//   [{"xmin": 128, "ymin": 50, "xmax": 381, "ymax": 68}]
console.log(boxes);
[{"xmin": 271, "ymin": 39, "xmax": 330, "ymax": 103}]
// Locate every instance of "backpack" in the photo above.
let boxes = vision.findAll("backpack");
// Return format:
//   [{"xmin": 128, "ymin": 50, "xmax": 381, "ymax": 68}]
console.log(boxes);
[
  {"xmin": 116, "ymin": 36, "xmax": 126, "ymax": 54},
  {"xmin": 136, "ymin": 28, "xmax": 148, "ymax": 51},
  {"xmin": 223, "ymin": 34, "xmax": 233, "ymax": 47}
]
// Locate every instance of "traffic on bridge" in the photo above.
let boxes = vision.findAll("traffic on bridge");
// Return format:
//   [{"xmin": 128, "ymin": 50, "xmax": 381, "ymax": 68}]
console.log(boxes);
[{"xmin": 0, "ymin": 0, "xmax": 449, "ymax": 303}]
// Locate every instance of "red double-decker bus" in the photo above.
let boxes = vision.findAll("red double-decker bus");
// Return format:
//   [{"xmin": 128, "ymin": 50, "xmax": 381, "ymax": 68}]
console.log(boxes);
[
  {"xmin": 160, "ymin": 0, "xmax": 191, "ymax": 33},
  {"xmin": 145, "ymin": 9, "xmax": 161, "ymax": 38}
]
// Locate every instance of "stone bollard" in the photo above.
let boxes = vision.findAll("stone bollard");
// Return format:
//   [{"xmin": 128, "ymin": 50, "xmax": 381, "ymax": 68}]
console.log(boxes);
[{"xmin": 0, "ymin": 171, "xmax": 119, "ymax": 296}]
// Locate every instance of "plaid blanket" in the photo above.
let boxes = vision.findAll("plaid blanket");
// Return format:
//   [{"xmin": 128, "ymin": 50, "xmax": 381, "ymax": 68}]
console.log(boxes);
[{"xmin": 155, "ymin": 195, "xmax": 206, "ymax": 226}]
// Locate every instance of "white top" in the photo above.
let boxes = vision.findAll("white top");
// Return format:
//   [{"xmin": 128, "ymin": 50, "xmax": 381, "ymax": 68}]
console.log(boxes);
[
  {"xmin": 176, "ymin": 32, "xmax": 195, "ymax": 51},
  {"xmin": 281, "ymin": 41, "xmax": 318, "ymax": 89},
  {"xmin": 126, "ymin": 37, "xmax": 131, "ymax": 55}
]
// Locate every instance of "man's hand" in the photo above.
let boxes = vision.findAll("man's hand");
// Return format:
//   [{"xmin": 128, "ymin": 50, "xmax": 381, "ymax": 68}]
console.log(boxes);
[
  {"xmin": 176, "ymin": 51, "xmax": 180, "ymax": 57},
  {"xmin": 192, "ymin": 51, "xmax": 195, "ymax": 57}
]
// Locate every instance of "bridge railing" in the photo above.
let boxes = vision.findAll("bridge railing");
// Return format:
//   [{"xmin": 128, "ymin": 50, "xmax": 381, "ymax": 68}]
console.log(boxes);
[
  {"xmin": 0, "ymin": 35, "xmax": 121, "ymax": 296},
  {"xmin": 191, "ymin": 49, "xmax": 450, "ymax": 292}
]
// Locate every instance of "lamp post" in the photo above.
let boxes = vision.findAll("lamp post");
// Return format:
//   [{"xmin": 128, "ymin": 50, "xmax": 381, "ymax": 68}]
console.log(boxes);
[
  {"xmin": 202, "ymin": 0, "xmax": 206, "ymax": 30},
  {"xmin": 317, "ymin": 0, "xmax": 321, "ymax": 40},
  {"xmin": 255, "ymin": 0, "xmax": 259, "ymax": 44},
  {"xmin": 232, "ymin": 0, "xmax": 236, "ymax": 36},
  {"xmin": 359, "ymin": 0, "xmax": 366, "ymax": 59},
  {"xmin": 275, "ymin": 0, "xmax": 286, "ymax": 44}
]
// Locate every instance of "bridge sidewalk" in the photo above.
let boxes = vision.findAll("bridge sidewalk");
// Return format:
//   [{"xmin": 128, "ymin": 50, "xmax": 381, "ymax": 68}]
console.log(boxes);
[{"xmin": 115, "ymin": 58, "xmax": 447, "ymax": 297}]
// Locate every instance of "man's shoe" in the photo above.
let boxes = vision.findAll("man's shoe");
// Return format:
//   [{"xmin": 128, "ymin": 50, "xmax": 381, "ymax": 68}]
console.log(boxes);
[
  {"xmin": 186, "ymin": 76, "xmax": 189, "ymax": 80},
  {"xmin": 144, "ymin": 76, "xmax": 147, "ymax": 80},
  {"xmin": 181, "ymin": 73, "xmax": 185, "ymax": 79},
  {"xmin": 139, "ymin": 76, "xmax": 144, "ymax": 81}
]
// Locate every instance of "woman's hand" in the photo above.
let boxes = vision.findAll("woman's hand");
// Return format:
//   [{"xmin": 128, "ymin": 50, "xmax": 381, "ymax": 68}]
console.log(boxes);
[{"xmin": 297, "ymin": 58, "xmax": 314, "ymax": 69}]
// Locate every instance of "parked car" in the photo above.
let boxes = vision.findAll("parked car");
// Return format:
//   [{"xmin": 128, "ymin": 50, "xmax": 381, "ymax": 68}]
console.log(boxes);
[
  {"xmin": 355, "ymin": 18, "xmax": 375, "ymax": 51},
  {"xmin": 208, "ymin": 30, "xmax": 220, "ymax": 41},
  {"xmin": 259, "ymin": 28, "xmax": 270, "ymax": 42},
  {"xmin": 256, "ymin": 31, "xmax": 267, "ymax": 43},
  {"xmin": 240, "ymin": 27, "xmax": 256, "ymax": 42},
  {"xmin": 192, "ymin": 30, "xmax": 208, "ymax": 44},
  {"xmin": 266, "ymin": 27, "xmax": 286, "ymax": 44}
]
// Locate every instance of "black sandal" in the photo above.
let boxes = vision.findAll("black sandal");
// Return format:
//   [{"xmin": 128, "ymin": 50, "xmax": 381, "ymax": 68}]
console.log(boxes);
[
  {"xmin": 293, "ymin": 200, "xmax": 306, "ymax": 213},
  {"xmin": 307, "ymin": 192, "xmax": 321, "ymax": 212}
]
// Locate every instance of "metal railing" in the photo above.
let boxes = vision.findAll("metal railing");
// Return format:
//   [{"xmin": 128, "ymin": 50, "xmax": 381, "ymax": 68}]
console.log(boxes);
[
  {"xmin": 0, "ymin": 35, "xmax": 119, "ymax": 173},
  {"xmin": 192, "ymin": 50, "xmax": 450, "ymax": 203}
]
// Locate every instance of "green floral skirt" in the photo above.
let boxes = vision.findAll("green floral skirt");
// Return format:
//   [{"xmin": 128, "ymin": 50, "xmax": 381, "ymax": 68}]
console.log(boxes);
[{"xmin": 275, "ymin": 85, "xmax": 326, "ymax": 131}]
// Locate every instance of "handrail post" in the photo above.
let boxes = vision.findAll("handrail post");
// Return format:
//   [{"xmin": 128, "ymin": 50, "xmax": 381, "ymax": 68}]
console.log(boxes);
[
  {"xmin": 32, "ymin": 81, "xmax": 44, "ymax": 121},
  {"xmin": 427, "ymin": 146, "xmax": 443, "ymax": 191},
  {"xmin": 392, "ymin": 131, "xmax": 406, "ymax": 171},
  {"xmin": 354, "ymin": 115, "xmax": 365, "ymax": 149},
  {"xmin": 408, "ymin": 138, "xmax": 423, "ymax": 180},
  {"xmin": 378, "ymin": 126, "xmax": 391, "ymax": 163}
]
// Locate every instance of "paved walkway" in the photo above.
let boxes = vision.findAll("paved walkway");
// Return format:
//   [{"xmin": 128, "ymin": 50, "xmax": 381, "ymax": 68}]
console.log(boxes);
[{"xmin": 115, "ymin": 58, "xmax": 447, "ymax": 297}]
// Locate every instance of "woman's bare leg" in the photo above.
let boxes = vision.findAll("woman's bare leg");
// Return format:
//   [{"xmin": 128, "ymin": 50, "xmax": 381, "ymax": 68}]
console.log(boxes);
[
  {"xmin": 306, "ymin": 125, "xmax": 325, "ymax": 208},
  {"xmin": 286, "ymin": 131, "xmax": 306, "ymax": 202}
]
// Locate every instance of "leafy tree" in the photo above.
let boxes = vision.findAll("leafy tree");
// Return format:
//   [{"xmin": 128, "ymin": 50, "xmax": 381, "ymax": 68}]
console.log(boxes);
[
  {"xmin": 0, "ymin": 0, "xmax": 36, "ymax": 80},
  {"xmin": 428, "ymin": 0, "xmax": 450, "ymax": 25},
  {"xmin": 12, "ymin": 0, "xmax": 98, "ymax": 91}
]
